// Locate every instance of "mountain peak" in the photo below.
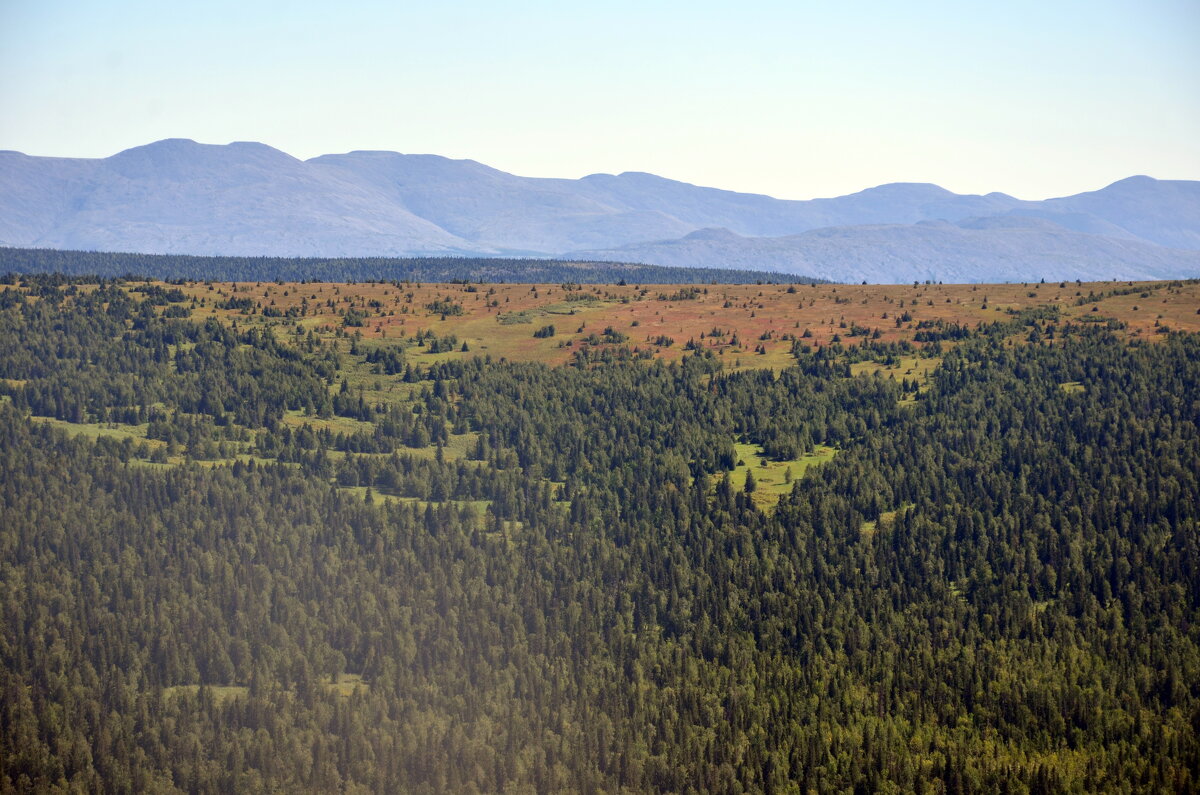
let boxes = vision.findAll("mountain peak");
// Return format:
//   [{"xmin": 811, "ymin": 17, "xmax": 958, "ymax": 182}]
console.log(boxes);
[
  {"xmin": 854, "ymin": 182, "xmax": 955, "ymax": 198},
  {"xmin": 309, "ymin": 150, "xmax": 506, "ymax": 181},
  {"xmin": 1102, "ymin": 175, "xmax": 1158, "ymax": 191},
  {"xmin": 102, "ymin": 139, "xmax": 299, "ymax": 181},
  {"xmin": 110, "ymin": 138, "xmax": 295, "ymax": 162},
  {"xmin": 116, "ymin": 137, "xmax": 199, "ymax": 155},
  {"xmin": 580, "ymin": 171, "xmax": 679, "ymax": 185}
]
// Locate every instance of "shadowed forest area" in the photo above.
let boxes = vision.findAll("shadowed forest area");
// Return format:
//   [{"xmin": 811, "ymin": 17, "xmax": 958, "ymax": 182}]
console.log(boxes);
[{"xmin": 0, "ymin": 247, "xmax": 821, "ymax": 286}]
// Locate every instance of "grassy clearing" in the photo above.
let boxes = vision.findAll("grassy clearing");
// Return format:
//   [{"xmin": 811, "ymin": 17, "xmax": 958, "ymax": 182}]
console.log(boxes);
[
  {"xmin": 195, "ymin": 454, "xmax": 297, "ymax": 469},
  {"xmin": 392, "ymin": 496, "xmax": 492, "ymax": 517},
  {"xmin": 725, "ymin": 345, "xmax": 799, "ymax": 373},
  {"xmin": 163, "ymin": 677, "xmax": 369, "ymax": 701},
  {"xmin": 853, "ymin": 355, "xmax": 942, "ymax": 406},
  {"xmin": 163, "ymin": 685, "xmax": 249, "ymax": 704},
  {"xmin": 282, "ymin": 410, "xmax": 375, "ymax": 435},
  {"xmin": 283, "ymin": 410, "xmax": 374, "ymax": 434},
  {"xmin": 1060, "ymin": 381, "xmax": 1085, "ymax": 394},
  {"xmin": 726, "ymin": 441, "xmax": 837, "ymax": 511},
  {"xmin": 851, "ymin": 355, "xmax": 942, "ymax": 384},
  {"xmin": 861, "ymin": 502, "xmax": 916, "ymax": 537},
  {"xmin": 337, "ymin": 485, "xmax": 399, "ymax": 504},
  {"xmin": 336, "ymin": 358, "xmax": 425, "ymax": 407},
  {"xmin": 497, "ymin": 309, "xmax": 540, "ymax": 325},
  {"xmin": 127, "ymin": 460, "xmax": 179, "ymax": 470},
  {"xmin": 337, "ymin": 485, "xmax": 491, "ymax": 515},
  {"xmin": 29, "ymin": 416, "xmax": 163, "ymax": 446},
  {"xmin": 27, "ymin": 419, "xmax": 289, "ymax": 471},
  {"xmin": 325, "ymin": 673, "xmax": 369, "ymax": 697},
  {"xmin": 322, "ymin": 443, "xmax": 486, "ymax": 465},
  {"xmin": 389, "ymin": 431, "xmax": 480, "ymax": 462},
  {"xmin": 29, "ymin": 417, "xmax": 172, "ymax": 453}
]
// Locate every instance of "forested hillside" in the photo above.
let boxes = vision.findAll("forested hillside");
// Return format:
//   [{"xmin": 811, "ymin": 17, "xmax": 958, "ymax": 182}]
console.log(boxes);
[
  {"xmin": 0, "ymin": 247, "xmax": 817, "ymax": 285},
  {"xmin": 1, "ymin": 276, "xmax": 1198, "ymax": 792}
]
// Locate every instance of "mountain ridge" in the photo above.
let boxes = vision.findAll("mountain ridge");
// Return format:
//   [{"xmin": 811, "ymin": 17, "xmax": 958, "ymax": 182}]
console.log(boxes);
[
  {"xmin": 568, "ymin": 217, "xmax": 1200, "ymax": 284},
  {"xmin": 2, "ymin": 139, "xmax": 1198, "ymax": 282}
]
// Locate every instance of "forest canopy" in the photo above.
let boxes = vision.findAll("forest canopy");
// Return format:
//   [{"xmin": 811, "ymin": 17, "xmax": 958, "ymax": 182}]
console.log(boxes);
[
  {"xmin": 1, "ymin": 273, "xmax": 1197, "ymax": 793},
  {"xmin": 0, "ymin": 247, "xmax": 822, "ymax": 285}
]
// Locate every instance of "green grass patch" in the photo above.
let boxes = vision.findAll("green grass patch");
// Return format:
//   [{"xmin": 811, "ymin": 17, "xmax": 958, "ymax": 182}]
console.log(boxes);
[
  {"xmin": 861, "ymin": 502, "xmax": 915, "ymax": 537},
  {"xmin": 163, "ymin": 685, "xmax": 249, "ymax": 704},
  {"xmin": 542, "ymin": 297, "xmax": 601, "ymax": 314},
  {"xmin": 195, "ymin": 453, "xmax": 293, "ymax": 469},
  {"xmin": 851, "ymin": 356, "xmax": 940, "ymax": 406},
  {"xmin": 338, "ymin": 486, "xmax": 491, "ymax": 517},
  {"xmin": 726, "ymin": 441, "xmax": 837, "ymax": 511},
  {"xmin": 282, "ymin": 409, "xmax": 376, "ymax": 435},
  {"xmin": 320, "ymin": 432, "xmax": 480, "ymax": 464},
  {"xmin": 497, "ymin": 309, "xmax": 540, "ymax": 325},
  {"xmin": 30, "ymin": 416, "xmax": 161, "ymax": 445},
  {"xmin": 851, "ymin": 355, "xmax": 942, "ymax": 384},
  {"xmin": 325, "ymin": 673, "xmax": 369, "ymax": 697},
  {"xmin": 394, "ymin": 431, "xmax": 480, "ymax": 462},
  {"xmin": 393, "ymin": 496, "xmax": 492, "ymax": 516},
  {"xmin": 338, "ymin": 485, "xmax": 403, "ymax": 505}
]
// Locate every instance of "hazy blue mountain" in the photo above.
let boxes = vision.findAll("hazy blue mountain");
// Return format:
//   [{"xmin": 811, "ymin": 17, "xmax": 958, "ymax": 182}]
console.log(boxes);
[
  {"xmin": 0, "ymin": 140, "xmax": 480, "ymax": 256},
  {"xmin": 309, "ymin": 152, "xmax": 694, "ymax": 253},
  {"xmin": 2, "ymin": 139, "xmax": 1198, "ymax": 281},
  {"xmin": 0, "ymin": 152, "xmax": 99, "ymax": 246},
  {"xmin": 569, "ymin": 217, "xmax": 1200, "ymax": 283},
  {"xmin": 569, "ymin": 174, "xmax": 1024, "ymax": 236},
  {"xmin": 1039, "ymin": 176, "xmax": 1200, "ymax": 250}
]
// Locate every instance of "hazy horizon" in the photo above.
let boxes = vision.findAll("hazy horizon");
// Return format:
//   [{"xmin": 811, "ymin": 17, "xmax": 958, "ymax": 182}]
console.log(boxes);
[
  {"xmin": 5, "ymin": 135, "xmax": 1189, "ymax": 204},
  {"xmin": 2, "ymin": 0, "xmax": 1198, "ymax": 202}
]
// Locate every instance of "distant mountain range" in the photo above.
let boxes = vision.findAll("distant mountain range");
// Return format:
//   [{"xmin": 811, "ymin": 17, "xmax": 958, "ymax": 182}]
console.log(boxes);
[{"xmin": 2, "ymin": 138, "xmax": 1198, "ymax": 282}]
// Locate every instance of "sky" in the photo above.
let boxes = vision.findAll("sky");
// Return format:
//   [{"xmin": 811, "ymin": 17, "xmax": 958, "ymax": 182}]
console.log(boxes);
[{"xmin": 1, "ymin": 0, "xmax": 1197, "ymax": 200}]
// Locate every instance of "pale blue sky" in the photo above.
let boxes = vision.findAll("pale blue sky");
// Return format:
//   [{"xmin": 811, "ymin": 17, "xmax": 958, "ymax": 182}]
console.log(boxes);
[{"xmin": 1, "ymin": 0, "xmax": 1197, "ymax": 199}]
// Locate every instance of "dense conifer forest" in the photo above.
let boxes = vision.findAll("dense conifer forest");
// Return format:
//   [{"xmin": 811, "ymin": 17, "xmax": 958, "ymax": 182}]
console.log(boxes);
[
  {"xmin": 1, "ymin": 274, "xmax": 1198, "ymax": 792},
  {"xmin": 0, "ymin": 247, "xmax": 819, "ymax": 285}
]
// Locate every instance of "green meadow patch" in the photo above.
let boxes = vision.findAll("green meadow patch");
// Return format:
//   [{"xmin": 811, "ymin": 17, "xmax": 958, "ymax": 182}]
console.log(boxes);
[
  {"xmin": 850, "ymin": 355, "xmax": 942, "ymax": 384},
  {"xmin": 163, "ymin": 685, "xmax": 250, "ymax": 705},
  {"xmin": 861, "ymin": 502, "xmax": 916, "ymax": 537},
  {"xmin": 29, "ymin": 416, "xmax": 158, "ymax": 444},
  {"xmin": 725, "ymin": 441, "xmax": 838, "ymax": 511},
  {"xmin": 325, "ymin": 673, "xmax": 370, "ymax": 697}
]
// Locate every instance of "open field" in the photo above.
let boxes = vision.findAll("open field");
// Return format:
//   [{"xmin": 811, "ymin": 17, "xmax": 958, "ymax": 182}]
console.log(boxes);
[
  {"xmin": 165, "ymin": 277, "xmax": 1200, "ymax": 369},
  {"xmin": 162, "ymin": 685, "xmax": 250, "ymax": 705},
  {"xmin": 728, "ymin": 441, "xmax": 838, "ymax": 511},
  {"xmin": 163, "ymin": 675, "xmax": 369, "ymax": 703},
  {"xmin": 28, "ymin": 416, "xmax": 159, "ymax": 444}
]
